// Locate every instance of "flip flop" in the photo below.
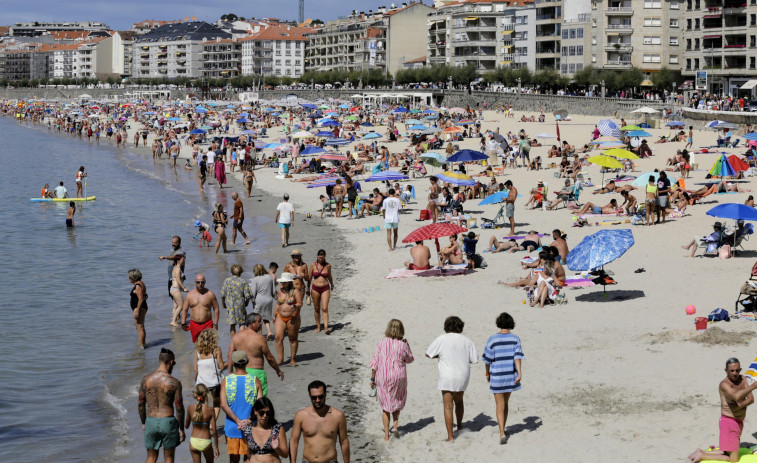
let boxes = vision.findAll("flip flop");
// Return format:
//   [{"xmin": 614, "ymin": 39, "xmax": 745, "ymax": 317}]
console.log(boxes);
[{"xmin": 634, "ymin": 268, "xmax": 646, "ymax": 273}]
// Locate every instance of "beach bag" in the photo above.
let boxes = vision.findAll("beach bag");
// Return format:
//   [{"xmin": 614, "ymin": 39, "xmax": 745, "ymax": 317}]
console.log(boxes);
[
  {"xmin": 708, "ymin": 308, "xmax": 730, "ymax": 323},
  {"xmin": 419, "ymin": 209, "xmax": 430, "ymax": 221},
  {"xmin": 719, "ymin": 244, "xmax": 732, "ymax": 259},
  {"xmin": 473, "ymin": 254, "xmax": 487, "ymax": 269}
]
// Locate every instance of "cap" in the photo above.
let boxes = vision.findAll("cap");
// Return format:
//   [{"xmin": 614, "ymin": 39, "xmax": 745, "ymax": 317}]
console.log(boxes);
[
  {"xmin": 231, "ymin": 351, "xmax": 249, "ymax": 365},
  {"xmin": 290, "ymin": 249, "xmax": 302, "ymax": 256},
  {"xmin": 194, "ymin": 220, "xmax": 202, "ymax": 227},
  {"xmin": 714, "ymin": 221, "xmax": 723, "ymax": 228}
]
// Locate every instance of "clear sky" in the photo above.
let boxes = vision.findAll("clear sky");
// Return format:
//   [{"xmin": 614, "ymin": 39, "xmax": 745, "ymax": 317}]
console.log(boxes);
[{"xmin": 0, "ymin": 0, "xmax": 419, "ymax": 30}]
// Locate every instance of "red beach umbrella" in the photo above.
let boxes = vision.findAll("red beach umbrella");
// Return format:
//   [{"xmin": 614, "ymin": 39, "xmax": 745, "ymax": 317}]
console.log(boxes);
[
  {"xmin": 728, "ymin": 155, "xmax": 750, "ymax": 172},
  {"xmin": 402, "ymin": 223, "xmax": 469, "ymax": 261}
]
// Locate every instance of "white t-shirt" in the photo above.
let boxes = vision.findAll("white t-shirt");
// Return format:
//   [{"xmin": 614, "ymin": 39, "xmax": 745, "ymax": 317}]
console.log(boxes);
[
  {"xmin": 54, "ymin": 186, "xmax": 67, "ymax": 198},
  {"xmin": 277, "ymin": 202, "xmax": 294, "ymax": 224},
  {"xmin": 382, "ymin": 196, "xmax": 401, "ymax": 224},
  {"xmin": 425, "ymin": 333, "xmax": 478, "ymax": 392}
]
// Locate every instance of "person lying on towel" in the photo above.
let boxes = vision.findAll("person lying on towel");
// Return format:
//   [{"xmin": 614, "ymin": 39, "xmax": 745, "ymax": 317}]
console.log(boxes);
[
  {"xmin": 575, "ymin": 199, "xmax": 620, "ymax": 216},
  {"xmin": 404, "ymin": 241, "xmax": 431, "ymax": 270}
]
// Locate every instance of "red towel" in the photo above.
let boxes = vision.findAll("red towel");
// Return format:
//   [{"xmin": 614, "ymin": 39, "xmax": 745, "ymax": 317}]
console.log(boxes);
[{"xmin": 190, "ymin": 319, "xmax": 214, "ymax": 343}]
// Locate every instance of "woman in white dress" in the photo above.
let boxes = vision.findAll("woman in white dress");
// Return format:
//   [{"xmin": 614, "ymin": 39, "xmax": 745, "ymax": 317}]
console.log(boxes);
[{"xmin": 425, "ymin": 316, "xmax": 478, "ymax": 442}]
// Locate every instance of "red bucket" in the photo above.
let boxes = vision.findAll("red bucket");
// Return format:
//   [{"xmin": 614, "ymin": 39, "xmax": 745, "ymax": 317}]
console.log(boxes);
[
  {"xmin": 695, "ymin": 317, "xmax": 708, "ymax": 330},
  {"xmin": 419, "ymin": 209, "xmax": 430, "ymax": 221}
]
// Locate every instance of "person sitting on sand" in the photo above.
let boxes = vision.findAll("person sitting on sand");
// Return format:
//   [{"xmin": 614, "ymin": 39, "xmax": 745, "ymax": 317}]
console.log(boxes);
[
  {"xmin": 549, "ymin": 230, "xmax": 569, "ymax": 264},
  {"xmin": 619, "ymin": 190, "xmax": 637, "ymax": 215},
  {"xmin": 488, "ymin": 236, "xmax": 519, "ymax": 253},
  {"xmin": 499, "ymin": 251, "xmax": 549, "ymax": 287},
  {"xmin": 746, "ymin": 195, "xmax": 755, "ymax": 207},
  {"xmin": 358, "ymin": 189, "xmax": 385, "ymax": 218},
  {"xmin": 575, "ymin": 199, "xmax": 619, "ymax": 216},
  {"xmin": 439, "ymin": 235, "xmax": 464, "ymax": 266},
  {"xmin": 523, "ymin": 181, "xmax": 546, "ymax": 209},
  {"xmin": 681, "ymin": 222, "xmax": 723, "ymax": 257},
  {"xmin": 404, "ymin": 241, "xmax": 431, "ymax": 270},
  {"xmin": 529, "ymin": 261, "xmax": 557, "ymax": 308}
]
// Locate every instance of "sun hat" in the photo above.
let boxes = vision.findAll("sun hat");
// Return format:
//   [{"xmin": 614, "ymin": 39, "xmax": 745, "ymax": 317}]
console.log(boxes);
[
  {"xmin": 194, "ymin": 220, "xmax": 202, "ymax": 227},
  {"xmin": 290, "ymin": 249, "xmax": 302, "ymax": 256},
  {"xmin": 278, "ymin": 272, "xmax": 296, "ymax": 283}
]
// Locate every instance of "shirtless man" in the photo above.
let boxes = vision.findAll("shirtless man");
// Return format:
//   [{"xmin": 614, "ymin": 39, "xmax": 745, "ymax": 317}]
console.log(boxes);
[
  {"xmin": 427, "ymin": 176, "xmax": 441, "ymax": 223},
  {"xmin": 138, "ymin": 348, "xmax": 184, "ymax": 463},
  {"xmin": 689, "ymin": 358, "xmax": 757, "ymax": 462},
  {"xmin": 169, "ymin": 142, "xmax": 180, "ymax": 168},
  {"xmin": 290, "ymin": 380, "xmax": 350, "ymax": 463},
  {"xmin": 66, "ymin": 202, "xmax": 76, "ymax": 228},
  {"xmin": 231, "ymin": 192, "xmax": 250, "ymax": 245},
  {"xmin": 512, "ymin": 230, "xmax": 541, "ymax": 253},
  {"xmin": 180, "ymin": 273, "xmax": 220, "ymax": 343},
  {"xmin": 227, "ymin": 313, "xmax": 285, "ymax": 397},
  {"xmin": 550, "ymin": 230, "xmax": 569, "ymax": 264},
  {"xmin": 332, "ymin": 179, "xmax": 346, "ymax": 218},
  {"xmin": 404, "ymin": 241, "xmax": 431, "ymax": 270},
  {"xmin": 575, "ymin": 199, "xmax": 619, "ymax": 216}
]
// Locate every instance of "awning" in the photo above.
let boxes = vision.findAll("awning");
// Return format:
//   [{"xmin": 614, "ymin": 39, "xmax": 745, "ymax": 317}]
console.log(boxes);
[
  {"xmin": 740, "ymin": 79, "xmax": 757, "ymax": 90},
  {"xmin": 703, "ymin": 14, "xmax": 722, "ymax": 18},
  {"xmin": 703, "ymin": 34, "xmax": 722, "ymax": 39},
  {"xmin": 464, "ymin": 17, "xmax": 479, "ymax": 20},
  {"xmin": 500, "ymin": 61, "xmax": 512, "ymax": 65},
  {"xmin": 640, "ymin": 80, "xmax": 654, "ymax": 87},
  {"xmin": 502, "ymin": 30, "xmax": 513, "ymax": 34},
  {"xmin": 679, "ymin": 80, "xmax": 693, "ymax": 89}
]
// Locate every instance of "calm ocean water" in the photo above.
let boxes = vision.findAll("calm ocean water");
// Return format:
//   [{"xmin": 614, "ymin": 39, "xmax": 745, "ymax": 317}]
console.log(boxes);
[{"xmin": 0, "ymin": 118, "xmax": 276, "ymax": 462}]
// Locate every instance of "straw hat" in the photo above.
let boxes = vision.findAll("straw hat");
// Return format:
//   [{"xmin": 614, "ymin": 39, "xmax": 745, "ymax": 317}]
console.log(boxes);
[{"xmin": 278, "ymin": 272, "xmax": 296, "ymax": 283}]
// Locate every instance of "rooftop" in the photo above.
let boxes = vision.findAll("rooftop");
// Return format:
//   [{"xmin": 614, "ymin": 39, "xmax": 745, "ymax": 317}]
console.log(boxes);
[{"xmin": 135, "ymin": 21, "xmax": 231, "ymax": 43}]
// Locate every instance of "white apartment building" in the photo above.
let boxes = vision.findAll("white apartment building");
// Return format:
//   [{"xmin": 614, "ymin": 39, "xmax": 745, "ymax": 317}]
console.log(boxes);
[
  {"xmin": 201, "ymin": 38, "xmax": 242, "ymax": 78},
  {"xmin": 241, "ymin": 25, "xmax": 311, "ymax": 78},
  {"xmin": 132, "ymin": 22, "xmax": 231, "ymax": 79}
]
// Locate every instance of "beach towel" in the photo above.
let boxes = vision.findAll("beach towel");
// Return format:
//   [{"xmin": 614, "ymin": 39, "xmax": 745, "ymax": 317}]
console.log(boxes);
[
  {"xmin": 564, "ymin": 276, "xmax": 596, "ymax": 288},
  {"xmin": 503, "ymin": 234, "xmax": 548, "ymax": 240},
  {"xmin": 576, "ymin": 212, "xmax": 628, "ymax": 219},
  {"xmin": 386, "ymin": 264, "xmax": 469, "ymax": 279}
]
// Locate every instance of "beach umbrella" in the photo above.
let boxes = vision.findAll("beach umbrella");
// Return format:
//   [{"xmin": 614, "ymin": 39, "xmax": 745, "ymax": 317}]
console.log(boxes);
[
  {"xmin": 363, "ymin": 132, "xmax": 382, "ymax": 139},
  {"xmin": 236, "ymin": 118, "xmax": 250, "ymax": 123},
  {"xmin": 597, "ymin": 141, "xmax": 627, "ymax": 149},
  {"xmin": 189, "ymin": 129, "xmax": 206, "ymax": 134},
  {"xmin": 632, "ymin": 171, "xmax": 662, "ymax": 186},
  {"xmin": 709, "ymin": 154, "xmax": 738, "ymax": 178},
  {"xmin": 292, "ymin": 131, "xmax": 314, "ymax": 139},
  {"xmin": 625, "ymin": 130, "xmax": 652, "ymax": 138},
  {"xmin": 199, "ymin": 125, "xmax": 214, "ymax": 130},
  {"xmin": 479, "ymin": 191, "xmax": 509, "ymax": 206},
  {"xmin": 406, "ymin": 119, "xmax": 423, "ymax": 125},
  {"xmin": 344, "ymin": 115, "xmax": 359, "ymax": 121},
  {"xmin": 590, "ymin": 136, "xmax": 621, "ymax": 145},
  {"xmin": 318, "ymin": 105, "xmax": 331, "ymax": 110},
  {"xmin": 240, "ymin": 130, "xmax": 257, "ymax": 135},
  {"xmin": 728, "ymin": 155, "xmax": 750, "ymax": 172},
  {"xmin": 567, "ymin": 228, "xmax": 634, "ymax": 271},
  {"xmin": 420, "ymin": 152, "xmax": 447, "ymax": 167},
  {"xmin": 195, "ymin": 107, "xmax": 208, "ymax": 113},
  {"xmin": 319, "ymin": 153, "xmax": 349, "ymax": 162},
  {"xmin": 408, "ymin": 124, "xmax": 429, "ymax": 131},
  {"xmin": 315, "ymin": 131, "xmax": 335, "ymax": 138},
  {"xmin": 631, "ymin": 107, "xmax": 659, "ymax": 114},
  {"xmin": 448, "ymin": 107, "xmax": 466, "ymax": 114},
  {"xmin": 553, "ymin": 108, "xmax": 568, "ymax": 119},
  {"xmin": 588, "ymin": 155, "xmax": 623, "ymax": 184},
  {"xmin": 324, "ymin": 138, "xmax": 350, "ymax": 146},
  {"xmin": 442, "ymin": 126, "xmax": 463, "ymax": 134},
  {"xmin": 706, "ymin": 120, "xmax": 727, "ymax": 129},
  {"xmin": 306, "ymin": 177, "xmax": 344, "ymax": 188},
  {"xmin": 422, "ymin": 127, "xmax": 443, "ymax": 134},
  {"xmin": 402, "ymin": 222, "xmax": 469, "ymax": 262},
  {"xmin": 320, "ymin": 120, "xmax": 341, "ymax": 127},
  {"xmin": 424, "ymin": 115, "xmax": 438, "ymax": 120},
  {"xmin": 301, "ymin": 104, "xmax": 317, "ymax": 109},
  {"xmin": 620, "ymin": 125, "xmax": 642, "ymax": 131},
  {"xmin": 423, "ymin": 109, "xmax": 438, "ymax": 114},
  {"xmin": 536, "ymin": 133, "xmax": 557, "ymax": 139},
  {"xmin": 603, "ymin": 148, "xmax": 639, "ymax": 160},
  {"xmin": 143, "ymin": 111, "xmax": 156, "ymax": 115},
  {"xmin": 597, "ymin": 119, "xmax": 621, "ymax": 138},
  {"xmin": 360, "ymin": 122, "xmax": 374, "ymax": 127},
  {"xmin": 437, "ymin": 171, "xmax": 476, "ymax": 186},
  {"xmin": 706, "ymin": 203, "xmax": 757, "ymax": 222},
  {"xmin": 457, "ymin": 120, "xmax": 475, "ymax": 126},
  {"xmin": 743, "ymin": 132, "xmax": 757, "ymax": 141},
  {"xmin": 167, "ymin": 117, "xmax": 182, "ymax": 121},
  {"xmin": 446, "ymin": 149, "xmax": 488, "ymax": 163},
  {"xmin": 301, "ymin": 146, "xmax": 327, "ymax": 155},
  {"xmin": 393, "ymin": 107, "xmax": 409, "ymax": 113},
  {"xmin": 263, "ymin": 143, "xmax": 282, "ymax": 149},
  {"xmin": 666, "ymin": 121, "xmax": 685, "ymax": 127},
  {"xmin": 366, "ymin": 170, "xmax": 409, "ymax": 182},
  {"xmin": 338, "ymin": 104, "xmax": 351, "ymax": 109}
]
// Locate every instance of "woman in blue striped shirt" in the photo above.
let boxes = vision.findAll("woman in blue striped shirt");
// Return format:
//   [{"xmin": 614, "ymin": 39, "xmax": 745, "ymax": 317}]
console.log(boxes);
[{"xmin": 482, "ymin": 312, "xmax": 524, "ymax": 445}]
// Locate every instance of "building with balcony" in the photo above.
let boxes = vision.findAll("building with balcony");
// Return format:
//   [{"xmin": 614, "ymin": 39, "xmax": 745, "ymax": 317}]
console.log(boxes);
[
  {"xmin": 560, "ymin": 14, "xmax": 591, "ymax": 76},
  {"xmin": 201, "ymin": 38, "xmax": 242, "ymax": 79},
  {"xmin": 241, "ymin": 25, "xmax": 312, "ymax": 78},
  {"xmin": 132, "ymin": 21, "xmax": 231, "ymax": 79},
  {"xmin": 131, "ymin": 20, "xmax": 181, "ymax": 35},
  {"xmin": 681, "ymin": 0, "xmax": 757, "ymax": 95},
  {"xmin": 590, "ymin": 0, "xmax": 682, "ymax": 79},
  {"xmin": 8, "ymin": 21, "xmax": 110, "ymax": 37},
  {"xmin": 428, "ymin": 0, "xmax": 535, "ymax": 74}
]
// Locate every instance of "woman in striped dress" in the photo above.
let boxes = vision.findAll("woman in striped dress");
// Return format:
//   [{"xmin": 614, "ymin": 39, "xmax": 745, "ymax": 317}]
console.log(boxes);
[
  {"xmin": 482, "ymin": 312, "xmax": 524, "ymax": 445},
  {"xmin": 369, "ymin": 319, "xmax": 415, "ymax": 440}
]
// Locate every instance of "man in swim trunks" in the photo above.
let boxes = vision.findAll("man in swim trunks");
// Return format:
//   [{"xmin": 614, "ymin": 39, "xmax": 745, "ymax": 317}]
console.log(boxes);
[
  {"xmin": 159, "ymin": 236, "xmax": 185, "ymax": 296},
  {"xmin": 689, "ymin": 358, "xmax": 757, "ymax": 462},
  {"xmin": 404, "ymin": 241, "xmax": 431, "ymax": 270},
  {"xmin": 139, "ymin": 348, "xmax": 185, "ymax": 463},
  {"xmin": 290, "ymin": 380, "xmax": 350, "ymax": 463},
  {"xmin": 504, "ymin": 180, "xmax": 517, "ymax": 236},
  {"xmin": 199, "ymin": 155, "xmax": 208, "ymax": 191},
  {"xmin": 227, "ymin": 313, "xmax": 285, "ymax": 397},
  {"xmin": 231, "ymin": 192, "xmax": 250, "ymax": 245},
  {"xmin": 66, "ymin": 202, "xmax": 75, "ymax": 228},
  {"xmin": 550, "ymin": 229, "xmax": 569, "ymax": 264},
  {"xmin": 181, "ymin": 273, "xmax": 220, "ymax": 343}
]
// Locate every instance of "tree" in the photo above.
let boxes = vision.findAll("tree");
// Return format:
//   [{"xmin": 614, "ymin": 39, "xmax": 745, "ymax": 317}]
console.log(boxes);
[
  {"xmin": 619, "ymin": 66, "xmax": 643, "ymax": 89},
  {"xmin": 220, "ymin": 13, "xmax": 239, "ymax": 22},
  {"xmin": 311, "ymin": 19, "xmax": 324, "ymax": 25},
  {"xmin": 572, "ymin": 65, "xmax": 599, "ymax": 87},
  {"xmin": 598, "ymin": 70, "xmax": 619, "ymax": 91},
  {"xmin": 651, "ymin": 66, "xmax": 683, "ymax": 91}
]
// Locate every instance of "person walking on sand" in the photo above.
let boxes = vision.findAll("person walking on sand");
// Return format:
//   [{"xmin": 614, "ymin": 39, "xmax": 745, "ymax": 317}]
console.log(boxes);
[
  {"xmin": 504, "ymin": 180, "xmax": 517, "ymax": 236},
  {"xmin": 370, "ymin": 319, "xmax": 414, "ymax": 440},
  {"xmin": 688, "ymin": 358, "xmax": 757, "ymax": 462},
  {"xmin": 425, "ymin": 316, "xmax": 478, "ymax": 442},
  {"xmin": 212, "ymin": 203, "xmax": 229, "ymax": 254},
  {"xmin": 220, "ymin": 351, "xmax": 263, "ymax": 463},
  {"xmin": 169, "ymin": 255, "xmax": 188, "ymax": 327},
  {"xmin": 382, "ymin": 188, "xmax": 401, "ymax": 251},
  {"xmin": 139, "ymin": 348, "xmax": 185, "ymax": 463},
  {"xmin": 275, "ymin": 193, "xmax": 294, "ymax": 248},
  {"xmin": 686, "ymin": 126, "xmax": 694, "ymax": 150},
  {"xmin": 129, "ymin": 269, "xmax": 149, "ymax": 349},
  {"xmin": 181, "ymin": 274, "xmax": 220, "ymax": 343},
  {"xmin": 184, "ymin": 384, "xmax": 219, "ymax": 463},
  {"xmin": 308, "ymin": 249, "xmax": 334, "ymax": 334},
  {"xmin": 290, "ymin": 380, "xmax": 350, "ymax": 463},
  {"xmin": 231, "ymin": 192, "xmax": 250, "ymax": 245},
  {"xmin": 220, "ymin": 264, "xmax": 252, "ymax": 334},
  {"xmin": 228, "ymin": 313, "xmax": 285, "ymax": 397},
  {"xmin": 273, "ymin": 273, "xmax": 303, "ymax": 366},
  {"xmin": 244, "ymin": 169, "xmax": 256, "ymax": 198},
  {"xmin": 66, "ymin": 202, "xmax": 76, "ymax": 228},
  {"xmin": 199, "ymin": 155, "xmax": 208, "ymax": 191},
  {"xmin": 250, "ymin": 264, "xmax": 276, "ymax": 340},
  {"xmin": 482, "ymin": 312, "xmax": 524, "ymax": 445}
]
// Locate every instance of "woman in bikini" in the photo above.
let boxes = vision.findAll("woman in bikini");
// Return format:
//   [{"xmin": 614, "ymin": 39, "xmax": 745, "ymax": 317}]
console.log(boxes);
[
  {"xmin": 185, "ymin": 384, "xmax": 219, "ymax": 463},
  {"xmin": 308, "ymin": 249, "xmax": 334, "ymax": 334},
  {"xmin": 244, "ymin": 168, "xmax": 256, "ymax": 198},
  {"xmin": 345, "ymin": 175, "xmax": 358, "ymax": 219},
  {"xmin": 243, "ymin": 397, "xmax": 288, "ymax": 462},
  {"xmin": 283, "ymin": 249, "xmax": 310, "ymax": 302},
  {"xmin": 274, "ymin": 273, "xmax": 303, "ymax": 366},
  {"xmin": 212, "ymin": 203, "xmax": 228, "ymax": 254},
  {"xmin": 440, "ymin": 235, "xmax": 464, "ymax": 265},
  {"xmin": 169, "ymin": 255, "xmax": 188, "ymax": 327}
]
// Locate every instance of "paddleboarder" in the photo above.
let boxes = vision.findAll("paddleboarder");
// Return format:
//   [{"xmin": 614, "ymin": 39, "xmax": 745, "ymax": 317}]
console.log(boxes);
[{"xmin": 75, "ymin": 166, "xmax": 87, "ymax": 198}]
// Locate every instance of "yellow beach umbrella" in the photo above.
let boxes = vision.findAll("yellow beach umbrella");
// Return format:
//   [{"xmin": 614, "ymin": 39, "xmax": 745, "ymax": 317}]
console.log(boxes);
[
  {"xmin": 603, "ymin": 148, "xmax": 639, "ymax": 160},
  {"xmin": 588, "ymin": 155, "xmax": 623, "ymax": 185}
]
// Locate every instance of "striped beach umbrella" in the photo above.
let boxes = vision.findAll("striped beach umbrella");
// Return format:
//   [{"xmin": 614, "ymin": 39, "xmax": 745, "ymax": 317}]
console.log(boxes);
[
  {"xmin": 437, "ymin": 171, "xmax": 476, "ymax": 186},
  {"xmin": 366, "ymin": 170, "xmax": 409, "ymax": 182},
  {"xmin": 709, "ymin": 154, "xmax": 737, "ymax": 178},
  {"xmin": 319, "ymin": 153, "xmax": 349, "ymax": 162},
  {"xmin": 597, "ymin": 119, "xmax": 621, "ymax": 138}
]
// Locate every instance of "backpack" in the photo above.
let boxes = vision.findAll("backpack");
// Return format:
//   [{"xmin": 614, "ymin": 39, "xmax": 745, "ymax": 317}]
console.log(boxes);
[{"xmin": 708, "ymin": 308, "xmax": 730, "ymax": 322}]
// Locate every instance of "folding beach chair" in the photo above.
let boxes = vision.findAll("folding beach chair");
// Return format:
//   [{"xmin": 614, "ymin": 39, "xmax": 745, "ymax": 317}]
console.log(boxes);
[
  {"xmin": 731, "ymin": 138, "xmax": 741, "ymax": 149},
  {"xmin": 481, "ymin": 205, "xmax": 506, "ymax": 228},
  {"xmin": 735, "ymin": 260, "xmax": 757, "ymax": 311},
  {"xmin": 733, "ymin": 223, "xmax": 754, "ymax": 256}
]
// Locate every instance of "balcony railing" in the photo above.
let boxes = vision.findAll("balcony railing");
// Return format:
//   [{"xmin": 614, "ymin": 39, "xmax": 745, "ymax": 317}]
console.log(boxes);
[
  {"xmin": 606, "ymin": 7, "xmax": 633, "ymax": 12},
  {"xmin": 606, "ymin": 24, "xmax": 632, "ymax": 29}
]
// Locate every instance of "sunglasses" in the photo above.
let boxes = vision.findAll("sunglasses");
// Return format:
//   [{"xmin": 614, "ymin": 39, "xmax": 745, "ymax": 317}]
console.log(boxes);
[
  {"xmin": 309, "ymin": 394, "xmax": 325, "ymax": 401},
  {"xmin": 195, "ymin": 280, "xmax": 206, "ymax": 284},
  {"xmin": 256, "ymin": 409, "xmax": 271, "ymax": 416}
]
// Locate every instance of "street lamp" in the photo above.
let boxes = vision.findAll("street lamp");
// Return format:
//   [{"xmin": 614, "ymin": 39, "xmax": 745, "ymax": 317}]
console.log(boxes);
[
  {"xmin": 310, "ymin": 78, "xmax": 314, "ymax": 90},
  {"xmin": 517, "ymin": 77, "xmax": 521, "ymax": 94},
  {"xmin": 448, "ymin": 75, "xmax": 453, "ymax": 90},
  {"xmin": 600, "ymin": 80, "xmax": 606, "ymax": 98}
]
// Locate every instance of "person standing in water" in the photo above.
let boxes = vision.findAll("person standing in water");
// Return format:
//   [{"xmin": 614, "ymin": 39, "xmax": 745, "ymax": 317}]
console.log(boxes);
[
  {"xmin": 75, "ymin": 166, "xmax": 87, "ymax": 198},
  {"xmin": 66, "ymin": 202, "xmax": 76, "ymax": 228}
]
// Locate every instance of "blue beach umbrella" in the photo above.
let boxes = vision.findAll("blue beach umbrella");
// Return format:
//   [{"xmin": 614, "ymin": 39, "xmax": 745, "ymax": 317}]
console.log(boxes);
[
  {"xmin": 338, "ymin": 104, "xmax": 351, "ymax": 109},
  {"xmin": 393, "ymin": 107, "xmax": 409, "ymax": 113},
  {"xmin": 236, "ymin": 118, "xmax": 250, "ymax": 123},
  {"xmin": 706, "ymin": 203, "xmax": 757, "ymax": 222},
  {"xmin": 240, "ymin": 130, "xmax": 257, "ymax": 135},
  {"xmin": 447, "ymin": 149, "xmax": 488, "ymax": 163},
  {"xmin": 301, "ymin": 146, "xmax": 327, "ymax": 155},
  {"xmin": 408, "ymin": 124, "xmax": 429, "ymax": 130},
  {"xmin": 324, "ymin": 138, "xmax": 350, "ymax": 146},
  {"xmin": 363, "ymin": 132, "xmax": 382, "ymax": 139},
  {"xmin": 479, "ymin": 191, "xmax": 509, "ymax": 206},
  {"xmin": 360, "ymin": 122, "xmax": 374, "ymax": 127},
  {"xmin": 437, "ymin": 171, "xmax": 477, "ymax": 186},
  {"xmin": 315, "ymin": 131, "xmax": 335, "ymax": 138},
  {"xmin": 263, "ymin": 143, "xmax": 282, "ymax": 149},
  {"xmin": 366, "ymin": 170, "xmax": 409, "ymax": 182},
  {"xmin": 597, "ymin": 119, "xmax": 621, "ymax": 138},
  {"xmin": 302, "ymin": 104, "xmax": 317, "ymax": 109},
  {"xmin": 406, "ymin": 119, "xmax": 423, "ymax": 125},
  {"xmin": 195, "ymin": 107, "xmax": 208, "ymax": 113},
  {"xmin": 666, "ymin": 121, "xmax": 685, "ymax": 127},
  {"xmin": 189, "ymin": 129, "xmax": 206, "ymax": 134},
  {"xmin": 743, "ymin": 132, "xmax": 757, "ymax": 141},
  {"xmin": 306, "ymin": 177, "xmax": 344, "ymax": 188},
  {"xmin": 320, "ymin": 120, "xmax": 341, "ymax": 127},
  {"xmin": 424, "ymin": 115, "xmax": 437, "ymax": 120},
  {"xmin": 632, "ymin": 171, "xmax": 662, "ymax": 187},
  {"xmin": 423, "ymin": 109, "xmax": 438, "ymax": 114},
  {"xmin": 567, "ymin": 229, "xmax": 634, "ymax": 272},
  {"xmin": 626, "ymin": 130, "xmax": 652, "ymax": 137}
]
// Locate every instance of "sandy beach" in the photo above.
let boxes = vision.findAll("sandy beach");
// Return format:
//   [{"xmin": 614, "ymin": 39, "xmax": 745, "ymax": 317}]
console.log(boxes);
[{"xmin": 23, "ymin": 102, "xmax": 757, "ymax": 462}]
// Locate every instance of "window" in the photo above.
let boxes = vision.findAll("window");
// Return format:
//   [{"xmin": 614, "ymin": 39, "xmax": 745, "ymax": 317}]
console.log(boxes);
[
  {"xmin": 569, "ymin": 29, "xmax": 576, "ymax": 38},
  {"xmin": 694, "ymin": 58, "xmax": 700, "ymax": 68},
  {"xmin": 562, "ymin": 29, "xmax": 568, "ymax": 39},
  {"xmin": 695, "ymin": 38, "xmax": 700, "ymax": 49},
  {"xmin": 561, "ymin": 46, "xmax": 567, "ymax": 56},
  {"xmin": 644, "ymin": 18, "xmax": 662, "ymax": 26},
  {"xmin": 569, "ymin": 63, "xmax": 576, "ymax": 72},
  {"xmin": 686, "ymin": 0, "xmax": 692, "ymax": 9},
  {"xmin": 577, "ymin": 45, "xmax": 584, "ymax": 55},
  {"xmin": 686, "ymin": 58, "xmax": 691, "ymax": 69},
  {"xmin": 752, "ymin": 57, "xmax": 756, "ymax": 68},
  {"xmin": 576, "ymin": 63, "xmax": 584, "ymax": 71},
  {"xmin": 643, "ymin": 54, "xmax": 661, "ymax": 62},
  {"xmin": 561, "ymin": 63, "xmax": 567, "ymax": 73},
  {"xmin": 670, "ymin": 37, "xmax": 679, "ymax": 45},
  {"xmin": 670, "ymin": 18, "xmax": 679, "ymax": 27},
  {"xmin": 592, "ymin": 54, "xmax": 597, "ymax": 62},
  {"xmin": 644, "ymin": 0, "xmax": 661, "ymax": 7},
  {"xmin": 687, "ymin": 18, "xmax": 692, "ymax": 29},
  {"xmin": 752, "ymin": 14, "xmax": 756, "ymax": 26},
  {"xmin": 687, "ymin": 38, "xmax": 692, "ymax": 49},
  {"xmin": 752, "ymin": 36, "xmax": 756, "ymax": 47},
  {"xmin": 644, "ymin": 36, "xmax": 662, "ymax": 45},
  {"xmin": 670, "ymin": 0, "xmax": 679, "ymax": 8},
  {"xmin": 669, "ymin": 55, "xmax": 679, "ymax": 63},
  {"xmin": 695, "ymin": 18, "xmax": 700, "ymax": 29},
  {"xmin": 569, "ymin": 46, "xmax": 576, "ymax": 55}
]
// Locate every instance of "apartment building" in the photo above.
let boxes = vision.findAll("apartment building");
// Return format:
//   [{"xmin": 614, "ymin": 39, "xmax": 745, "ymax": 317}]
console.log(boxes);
[
  {"xmin": 131, "ymin": 20, "xmax": 181, "ymax": 35},
  {"xmin": 241, "ymin": 25, "xmax": 312, "ymax": 78},
  {"xmin": 8, "ymin": 21, "xmax": 110, "ymax": 37},
  {"xmin": 306, "ymin": 3, "xmax": 431, "ymax": 75},
  {"xmin": 0, "ymin": 42, "xmax": 50, "ymax": 80},
  {"xmin": 589, "ymin": 0, "xmax": 682, "ymax": 80},
  {"xmin": 132, "ymin": 22, "xmax": 231, "ymax": 78},
  {"xmin": 681, "ymin": 0, "xmax": 757, "ymax": 96},
  {"xmin": 201, "ymin": 38, "xmax": 242, "ymax": 78},
  {"xmin": 560, "ymin": 14, "xmax": 591, "ymax": 76},
  {"xmin": 428, "ymin": 0, "xmax": 535, "ymax": 74}
]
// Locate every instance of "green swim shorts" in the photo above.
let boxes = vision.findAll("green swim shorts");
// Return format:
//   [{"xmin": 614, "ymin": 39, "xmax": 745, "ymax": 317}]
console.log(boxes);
[
  {"xmin": 144, "ymin": 416, "xmax": 179, "ymax": 450},
  {"xmin": 246, "ymin": 368, "xmax": 269, "ymax": 396}
]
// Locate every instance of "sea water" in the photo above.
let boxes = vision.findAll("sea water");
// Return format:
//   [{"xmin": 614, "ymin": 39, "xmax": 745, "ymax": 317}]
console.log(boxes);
[{"xmin": 0, "ymin": 118, "xmax": 276, "ymax": 462}]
